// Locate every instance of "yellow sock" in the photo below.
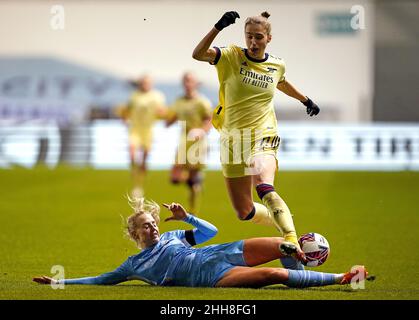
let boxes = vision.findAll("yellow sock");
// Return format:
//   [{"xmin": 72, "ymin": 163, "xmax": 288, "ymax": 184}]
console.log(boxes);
[
  {"xmin": 261, "ymin": 192, "xmax": 298, "ymax": 245},
  {"xmin": 249, "ymin": 202, "xmax": 275, "ymax": 226}
]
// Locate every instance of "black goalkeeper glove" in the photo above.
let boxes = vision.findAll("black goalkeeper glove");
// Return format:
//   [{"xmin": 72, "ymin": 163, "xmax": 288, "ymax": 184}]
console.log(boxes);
[
  {"xmin": 214, "ymin": 11, "xmax": 240, "ymax": 31},
  {"xmin": 302, "ymin": 97, "xmax": 320, "ymax": 117}
]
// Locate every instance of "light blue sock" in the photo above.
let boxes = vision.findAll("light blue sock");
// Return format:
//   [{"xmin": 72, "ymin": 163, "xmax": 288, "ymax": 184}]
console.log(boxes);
[
  {"xmin": 285, "ymin": 270, "xmax": 339, "ymax": 288},
  {"xmin": 280, "ymin": 257, "xmax": 305, "ymax": 270}
]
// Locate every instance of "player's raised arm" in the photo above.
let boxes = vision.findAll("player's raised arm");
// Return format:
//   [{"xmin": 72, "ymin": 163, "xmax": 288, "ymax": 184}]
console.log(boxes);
[
  {"xmin": 192, "ymin": 11, "xmax": 240, "ymax": 63},
  {"xmin": 163, "ymin": 203, "xmax": 218, "ymax": 245},
  {"xmin": 276, "ymin": 80, "xmax": 320, "ymax": 117}
]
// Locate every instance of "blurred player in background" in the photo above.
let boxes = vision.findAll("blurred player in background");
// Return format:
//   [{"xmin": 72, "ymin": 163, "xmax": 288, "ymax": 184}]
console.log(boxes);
[
  {"xmin": 166, "ymin": 72, "xmax": 212, "ymax": 213},
  {"xmin": 116, "ymin": 75, "xmax": 167, "ymax": 198},
  {"xmin": 33, "ymin": 199, "xmax": 371, "ymax": 288},
  {"xmin": 192, "ymin": 11, "xmax": 320, "ymax": 256}
]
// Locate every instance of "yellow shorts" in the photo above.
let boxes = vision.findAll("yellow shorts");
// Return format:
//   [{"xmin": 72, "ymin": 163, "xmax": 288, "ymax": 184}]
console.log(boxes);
[
  {"xmin": 175, "ymin": 138, "xmax": 208, "ymax": 170},
  {"xmin": 220, "ymin": 135, "xmax": 280, "ymax": 178},
  {"xmin": 129, "ymin": 130, "xmax": 153, "ymax": 151}
]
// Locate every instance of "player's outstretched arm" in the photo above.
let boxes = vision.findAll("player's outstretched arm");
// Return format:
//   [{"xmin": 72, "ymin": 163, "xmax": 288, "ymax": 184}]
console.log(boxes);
[
  {"xmin": 192, "ymin": 11, "xmax": 240, "ymax": 63},
  {"xmin": 192, "ymin": 28, "xmax": 219, "ymax": 63},
  {"xmin": 33, "ymin": 273, "xmax": 128, "ymax": 286},
  {"xmin": 33, "ymin": 262, "xmax": 132, "ymax": 286},
  {"xmin": 163, "ymin": 203, "xmax": 218, "ymax": 245},
  {"xmin": 277, "ymin": 80, "xmax": 320, "ymax": 116}
]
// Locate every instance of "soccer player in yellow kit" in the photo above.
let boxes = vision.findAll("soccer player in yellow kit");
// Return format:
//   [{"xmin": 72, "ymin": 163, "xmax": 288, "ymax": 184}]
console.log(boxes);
[
  {"xmin": 166, "ymin": 72, "xmax": 212, "ymax": 213},
  {"xmin": 123, "ymin": 75, "xmax": 166, "ymax": 197},
  {"xmin": 192, "ymin": 11, "xmax": 320, "ymax": 256}
]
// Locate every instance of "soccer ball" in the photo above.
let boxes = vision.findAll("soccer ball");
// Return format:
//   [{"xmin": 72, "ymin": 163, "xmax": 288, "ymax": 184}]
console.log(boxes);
[{"xmin": 298, "ymin": 232, "xmax": 330, "ymax": 267}]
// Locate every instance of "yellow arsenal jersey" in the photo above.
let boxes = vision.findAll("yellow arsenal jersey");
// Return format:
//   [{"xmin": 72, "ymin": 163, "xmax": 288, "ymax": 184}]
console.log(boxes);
[
  {"xmin": 127, "ymin": 90, "xmax": 165, "ymax": 132},
  {"xmin": 211, "ymin": 44, "xmax": 285, "ymax": 139},
  {"xmin": 170, "ymin": 95, "xmax": 212, "ymax": 133}
]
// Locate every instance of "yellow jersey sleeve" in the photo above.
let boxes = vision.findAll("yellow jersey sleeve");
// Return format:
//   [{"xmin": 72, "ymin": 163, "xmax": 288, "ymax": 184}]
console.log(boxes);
[{"xmin": 278, "ymin": 61, "xmax": 286, "ymax": 83}]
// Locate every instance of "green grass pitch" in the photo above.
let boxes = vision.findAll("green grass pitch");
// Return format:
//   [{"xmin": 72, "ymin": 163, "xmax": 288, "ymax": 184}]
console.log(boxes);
[{"xmin": 1, "ymin": 167, "xmax": 418, "ymax": 300}]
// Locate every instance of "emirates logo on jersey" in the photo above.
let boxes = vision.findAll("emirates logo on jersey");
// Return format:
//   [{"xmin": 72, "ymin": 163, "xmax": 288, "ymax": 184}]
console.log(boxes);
[
  {"xmin": 267, "ymin": 67, "xmax": 277, "ymax": 73},
  {"xmin": 239, "ymin": 67, "xmax": 274, "ymax": 89}
]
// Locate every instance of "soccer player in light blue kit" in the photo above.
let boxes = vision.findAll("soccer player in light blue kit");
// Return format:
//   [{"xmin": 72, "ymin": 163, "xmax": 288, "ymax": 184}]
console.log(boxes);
[{"xmin": 33, "ymin": 199, "xmax": 369, "ymax": 288}]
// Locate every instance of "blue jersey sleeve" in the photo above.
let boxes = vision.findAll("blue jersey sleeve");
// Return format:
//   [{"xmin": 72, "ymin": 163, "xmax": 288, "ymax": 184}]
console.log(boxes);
[
  {"xmin": 62, "ymin": 259, "xmax": 132, "ymax": 285},
  {"xmin": 182, "ymin": 214, "xmax": 218, "ymax": 245}
]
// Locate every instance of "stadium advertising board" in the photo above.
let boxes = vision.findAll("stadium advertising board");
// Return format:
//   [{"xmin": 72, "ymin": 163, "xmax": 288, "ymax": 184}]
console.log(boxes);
[{"xmin": 1, "ymin": 121, "xmax": 418, "ymax": 171}]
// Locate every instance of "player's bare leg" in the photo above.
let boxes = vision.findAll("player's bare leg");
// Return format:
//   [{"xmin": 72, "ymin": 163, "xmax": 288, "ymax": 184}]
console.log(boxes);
[
  {"xmin": 129, "ymin": 145, "xmax": 141, "ymax": 197},
  {"xmin": 130, "ymin": 145, "xmax": 148, "ymax": 197},
  {"xmin": 187, "ymin": 169, "xmax": 202, "ymax": 214},
  {"xmin": 242, "ymin": 237, "xmax": 305, "ymax": 266},
  {"xmin": 224, "ymin": 176, "xmax": 285, "ymax": 227},
  {"xmin": 138, "ymin": 148, "xmax": 148, "ymax": 193},
  {"xmin": 215, "ymin": 266, "xmax": 289, "ymax": 288},
  {"xmin": 251, "ymin": 153, "xmax": 300, "ymax": 253},
  {"xmin": 215, "ymin": 266, "xmax": 361, "ymax": 288},
  {"xmin": 224, "ymin": 176, "xmax": 254, "ymax": 219},
  {"xmin": 215, "ymin": 263, "xmax": 372, "ymax": 288}
]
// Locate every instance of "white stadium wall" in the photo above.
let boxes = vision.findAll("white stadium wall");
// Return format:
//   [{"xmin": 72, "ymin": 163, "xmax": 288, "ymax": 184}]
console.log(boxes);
[
  {"xmin": 0, "ymin": 0, "xmax": 374, "ymax": 122},
  {"xmin": 1, "ymin": 121, "xmax": 419, "ymax": 171}
]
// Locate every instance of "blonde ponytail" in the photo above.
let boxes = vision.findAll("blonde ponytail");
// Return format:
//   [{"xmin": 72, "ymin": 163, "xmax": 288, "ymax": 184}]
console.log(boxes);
[{"xmin": 124, "ymin": 195, "xmax": 161, "ymax": 248}]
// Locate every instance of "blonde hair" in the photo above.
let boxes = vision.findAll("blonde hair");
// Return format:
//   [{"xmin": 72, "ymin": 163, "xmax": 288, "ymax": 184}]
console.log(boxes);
[
  {"xmin": 245, "ymin": 11, "xmax": 272, "ymax": 35},
  {"xmin": 124, "ymin": 196, "xmax": 160, "ymax": 248}
]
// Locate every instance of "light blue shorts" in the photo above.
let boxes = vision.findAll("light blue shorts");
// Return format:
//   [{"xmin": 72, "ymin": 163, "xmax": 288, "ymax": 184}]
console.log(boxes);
[
  {"xmin": 163, "ymin": 240, "xmax": 247, "ymax": 287},
  {"xmin": 196, "ymin": 240, "xmax": 247, "ymax": 287}
]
